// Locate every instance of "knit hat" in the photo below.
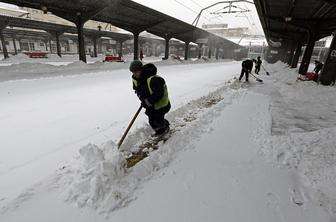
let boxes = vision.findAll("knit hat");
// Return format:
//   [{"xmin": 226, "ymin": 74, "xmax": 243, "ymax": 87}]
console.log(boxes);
[
  {"xmin": 129, "ymin": 60, "xmax": 143, "ymax": 72},
  {"xmin": 143, "ymin": 63, "xmax": 157, "ymax": 75}
]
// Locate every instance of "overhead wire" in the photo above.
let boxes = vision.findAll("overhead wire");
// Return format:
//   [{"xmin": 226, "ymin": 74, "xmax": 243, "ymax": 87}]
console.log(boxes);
[
  {"xmin": 186, "ymin": 0, "xmax": 225, "ymax": 25},
  {"xmin": 242, "ymin": 2, "xmax": 262, "ymax": 34},
  {"xmin": 188, "ymin": 0, "xmax": 204, "ymax": 8},
  {"xmin": 175, "ymin": 0, "xmax": 260, "ymax": 30},
  {"xmin": 173, "ymin": 0, "xmax": 213, "ymax": 23}
]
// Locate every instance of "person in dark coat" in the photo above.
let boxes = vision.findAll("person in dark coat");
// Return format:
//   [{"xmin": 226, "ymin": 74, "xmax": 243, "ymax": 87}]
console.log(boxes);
[
  {"xmin": 314, "ymin": 60, "xmax": 323, "ymax": 74},
  {"xmin": 139, "ymin": 49, "xmax": 144, "ymax": 61},
  {"xmin": 130, "ymin": 61, "xmax": 170, "ymax": 135},
  {"xmin": 239, "ymin": 59, "xmax": 254, "ymax": 82},
  {"xmin": 254, "ymin": 56, "xmax": 262, "ymax": 74}
]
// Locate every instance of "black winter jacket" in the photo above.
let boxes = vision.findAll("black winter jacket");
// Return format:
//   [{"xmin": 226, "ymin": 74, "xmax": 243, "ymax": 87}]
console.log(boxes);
[
  {"xmin": 255, "ymin": 59, "xmax": 262, "ymax": 67},
  {"xmin": 242, "ymin": 59, "xmax": 253, "ymax": 71},
  {"xmin": 132, "ymin": 63, "xmax": 168, "ymax": 107}
]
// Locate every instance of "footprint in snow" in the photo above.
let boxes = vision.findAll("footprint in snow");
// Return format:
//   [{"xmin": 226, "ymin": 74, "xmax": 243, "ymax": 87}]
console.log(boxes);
[{"xmin": 291, "ymin": 188, "xmax": 304, "ymax": 206}]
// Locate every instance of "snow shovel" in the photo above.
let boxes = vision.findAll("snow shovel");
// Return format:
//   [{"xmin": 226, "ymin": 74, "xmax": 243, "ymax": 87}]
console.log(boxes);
[
  {"xmin": 250, "ymin": 72, "xmax": 263, "ymax": 82},
  {"xmin": 261, "ymin": 64, "xmax": 270, "ymax": 75},
  {"xmin": 117, "ymin": 105, "xmax": 143, "ymax": 149}
]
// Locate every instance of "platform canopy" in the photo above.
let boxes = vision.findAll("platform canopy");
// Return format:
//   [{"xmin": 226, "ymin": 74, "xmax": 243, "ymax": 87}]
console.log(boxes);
[
  {"xmin": 0, "ymin": 14, "xmax": 131, "ymax": 41},
  {"xmin": 254, "ymin": 0, "xmax": 336, "ymax": 45},
  {"xmin": 0, "ymin": 0, "xmax": 240, "ymax": 48}
]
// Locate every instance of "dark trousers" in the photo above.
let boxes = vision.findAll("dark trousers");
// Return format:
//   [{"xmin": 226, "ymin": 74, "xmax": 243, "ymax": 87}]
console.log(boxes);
[
  {"xmin": 255, "ymin": 66, "xmax": 260, "ymax": 74},
  {"xmin": 145, "ymin": 104, "xmax": 170, "ymax": 131},
  {"xmin": 239, "ymin": 68, "xmax": 249, "ymax": 81}
]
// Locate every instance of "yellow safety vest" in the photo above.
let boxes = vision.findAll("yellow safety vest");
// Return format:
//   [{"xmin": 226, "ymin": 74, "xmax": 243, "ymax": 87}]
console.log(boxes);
[{"xmin": 132, "ymin": 75, "xmax": 169, "ymax": 110}]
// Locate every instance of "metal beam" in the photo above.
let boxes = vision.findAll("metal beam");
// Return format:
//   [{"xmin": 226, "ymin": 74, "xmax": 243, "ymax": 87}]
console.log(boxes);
[{"xmin": 192, "ymin": 0, "xmax": 254, "ymax": 26}]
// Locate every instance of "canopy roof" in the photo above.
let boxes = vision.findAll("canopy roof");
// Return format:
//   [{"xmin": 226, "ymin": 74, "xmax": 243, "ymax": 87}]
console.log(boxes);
[
  {"xmin": 254, "ymin": 0, "xmax": 336, "ymax": 46},
  {"xmin": 0, "ymin": 0, "xmax": 241, "ymax": 48}
]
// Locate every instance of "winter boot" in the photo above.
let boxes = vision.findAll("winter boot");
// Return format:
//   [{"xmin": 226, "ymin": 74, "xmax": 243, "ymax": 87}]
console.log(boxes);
[{"xmin": 154, "ymin": 120, "xmax": 170, "ymax": 136}]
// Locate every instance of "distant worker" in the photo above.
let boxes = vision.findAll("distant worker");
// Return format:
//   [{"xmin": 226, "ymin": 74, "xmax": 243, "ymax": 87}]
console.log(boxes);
[
  {"xmin": 254, "ymin": 56, "xmax": 262, "ymax": 74},
  {"xmin": 130, "ymin": 61, "xmax": 171, "ymax": 135},
  {"xmin": 139, "ymin": 49, "xmax": 144, "ymax": 61},
  {"xmin": 239, "ymin": 59, "xmax": 254, "ymax": 82},
  {"xmin": 314, "ymin": 60, "xmax": 323, "ymax": 74}
]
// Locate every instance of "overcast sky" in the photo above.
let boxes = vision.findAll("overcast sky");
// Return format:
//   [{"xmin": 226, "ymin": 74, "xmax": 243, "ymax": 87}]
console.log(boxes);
[
  {"xmin": 133, "ymin": 0, "xmax": 264, "ymax": 35},
  {"xmin": 0, "ymin": 0, "xmax": 264, "ymax": 35}
]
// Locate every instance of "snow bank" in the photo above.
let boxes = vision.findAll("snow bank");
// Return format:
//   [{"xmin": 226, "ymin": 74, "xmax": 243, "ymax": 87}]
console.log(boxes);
[
  {"xmin": 0, "ymin": 55, "xmax": 232, "ymax": 82},
  {"xmin": 0, "ymin": 53, "xmax": 30, "ymax": 63},
  {"xmin": 66, "ymin": 142, "xmax": 128, "ymax": 211},
  {"xmin": 255, "ymin": 62, "xmax": 336, "ymax": 218}
]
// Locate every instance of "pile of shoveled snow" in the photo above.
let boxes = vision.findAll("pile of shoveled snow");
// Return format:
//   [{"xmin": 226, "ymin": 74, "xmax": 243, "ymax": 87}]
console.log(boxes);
[
  {"xmin": 255, "ymin": 62, "xmax": 336, "ymax": 217},
  {"xmin": 62, "ymin": 80, "xmax": 244, "ymax": 214},
  {"xmin": 65, "ymin": 142, "xmax": 129, "ymax": 211}
]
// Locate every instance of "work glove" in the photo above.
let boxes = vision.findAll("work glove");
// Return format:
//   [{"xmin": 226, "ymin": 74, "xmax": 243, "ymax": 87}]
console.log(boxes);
[{"xmin": 141, "ymin": 98, "xmax": 152, "ymax": 108}]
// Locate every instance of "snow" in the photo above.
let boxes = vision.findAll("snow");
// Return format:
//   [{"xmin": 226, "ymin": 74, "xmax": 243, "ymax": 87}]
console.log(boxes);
[
  {"xmin": 252, "ymin": 62, "xmax": 336, "ymax": 217},
  {"xmin": 0, "ymin": 3, "xmax": 23, "ymax": 11},
  {"xmin": 0, "ymin": 57, "xmax": 336, "ymax": 221},
  {"xmin": 0, "ymin": 56, "xmax": 238, "ymax": 210}
]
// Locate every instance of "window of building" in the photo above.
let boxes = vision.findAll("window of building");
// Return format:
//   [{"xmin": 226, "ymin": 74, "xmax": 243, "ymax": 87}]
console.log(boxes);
[
  {"xmin": 21, "ymin": 42, "xmax": 29, "ymax": 51},
  {"xmin": 63, "ymin": 43, "xmax": 69, "ymax": 52},
  {"xmin": 29, "ymin": 42, "xmax": 35, "ymax": 51}
]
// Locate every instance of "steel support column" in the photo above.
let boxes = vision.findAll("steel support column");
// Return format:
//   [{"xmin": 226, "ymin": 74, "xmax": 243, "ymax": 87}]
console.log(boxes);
[
  {"xmin": 286, "ymin": 42, "xmax": 295, "ymax": 65},
  {"xmin": 98, "ymin": 39, "xmax": 102, "ymax": 54},
  {"xmin": 118, "ymin": 40, "xmax": 123, "ymax": 58},
  {"xmin": 18, "ymin": 39, "xmax": 23, "ymax": 52},
  {"xmin": 75, "ymin": 13, "xmax": 86, "ymax": 63},
  {"xmin": 215, "ymin": 47, "xmax": 219, "ymax": 60},
  {"xmin": 208, "ymin": 45, "xmax": 212, "ymax": 59},
  {"xmin": 0, "ymin": 30, "xmax": 8, "ymax": 59},
  {"xmin": 299, "ymin": 32, "xmax": 316, "ymax": 74},
  {"xmin": 164, "ymin": 36, "xmax": 171, "ymax": 60},
  {"xmin": 133, "ymin": 32, "xmax": 139, "ymax": 60},
  {"xmin": 92, "ymin": 37, "xmax": 98, "ymax": 57},
  {"xmin": 55, "ymin": 32, "xmax": 62, "ymax": 57},
  {"xmin": 0, "ymin": 22, "xmax": 9, "ymax": 59},
  {"xmin": 184, "ymin": 41, "xmax": 189, "ymax": 60},
  {"xmin": 291, "ymin": 42, "xmax": 302, "ymax": 68},
  {"xmin": 319, "ymin": 32, "xmax": 336, "ymax": 85},
  {"xmin": 198, "ymin": 44, "xmax": 203, "ymax": 59},
  {"xmin": 44, "ymin": 39, "xmax": 48, "ymax": 51},
  {"xmin": 12, "ymin": 35, "xmax": 17, "ymax": 55},
  {"xmin": 49, "ymin": 39, "xmax": 52, "ymax": 53},
  {"xmin": 0, "ymin": 32, "xmax": 9, "ymax": 59}
]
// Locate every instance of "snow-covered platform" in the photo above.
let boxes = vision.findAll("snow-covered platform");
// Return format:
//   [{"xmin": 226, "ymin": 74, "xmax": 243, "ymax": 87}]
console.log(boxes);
[{"xmin": 1, "ymin": 60, "xmax": 335, "ymax": 221}]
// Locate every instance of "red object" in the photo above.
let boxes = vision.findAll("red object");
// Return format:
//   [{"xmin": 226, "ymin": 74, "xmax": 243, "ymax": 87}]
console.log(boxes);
[
  {"xmin": 306, "ymin": 72, "xmax": 319, "ymax": 81},
  {"xmin": 104, "ymin": 55, "xmax": 124, "ymax": 62},
  {"xmin": 24, "ymin": 52, "xmax": 48, "ymax": 58}
]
